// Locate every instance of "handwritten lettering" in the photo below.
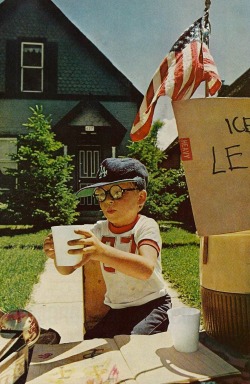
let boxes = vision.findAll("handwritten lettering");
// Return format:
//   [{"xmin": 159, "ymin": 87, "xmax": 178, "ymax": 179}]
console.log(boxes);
[
  {"xmin": 212, "ymin": 116, "xmax": 249, "ymax": 175},
  {"xmin": 212, "ymin": 144, "xmax": 248, "ymax": 174},
  {"xmin": 225, "ymin": 117, "xmax": 250, "ymax": 134}
]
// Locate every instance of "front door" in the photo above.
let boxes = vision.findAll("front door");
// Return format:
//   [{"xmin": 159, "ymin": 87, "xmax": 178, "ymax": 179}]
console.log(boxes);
[{"xmin": 78, "ymin": 146, "xmax": 100, "ymax": 208}]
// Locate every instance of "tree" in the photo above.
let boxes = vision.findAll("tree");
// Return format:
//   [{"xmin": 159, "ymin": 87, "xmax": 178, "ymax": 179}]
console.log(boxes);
[
  {"xmin": 4, "ymin": 105, "xmax": 79, "ymax": 227},
  {"xmin": 127, "ymin": 120, "xmax": 187, "ymax": 221}
]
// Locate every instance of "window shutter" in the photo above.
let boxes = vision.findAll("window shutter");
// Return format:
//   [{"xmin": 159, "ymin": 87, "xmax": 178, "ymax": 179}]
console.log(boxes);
[
  {"xmin": 5, "ymin": 40, "xmax": 20, "ymax": 96},
  {"xmin": 44, "ymin": 42, "xmax": 58, "ymax": 96}
]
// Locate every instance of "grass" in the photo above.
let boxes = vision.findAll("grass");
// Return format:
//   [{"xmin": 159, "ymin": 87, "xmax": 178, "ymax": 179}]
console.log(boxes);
[
  {"xmin": 0, "ymin": 225, "xmax": 201, "ymax": 315},
  {"xmin": 161, "ymin": 227, "xmax": 201, "ymax": 309},
  {"xmin": 0, "ymin": 227, "xmax": 50, "ymax": 312}
]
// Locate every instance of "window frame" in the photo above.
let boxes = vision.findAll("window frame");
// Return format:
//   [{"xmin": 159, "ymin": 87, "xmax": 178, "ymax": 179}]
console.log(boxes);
[{"xmin": 20, "ymin": 42, "xmax": 44, "ymax": 93}]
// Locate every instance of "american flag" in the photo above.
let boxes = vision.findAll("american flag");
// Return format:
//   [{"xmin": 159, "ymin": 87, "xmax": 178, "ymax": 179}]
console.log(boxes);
[{"xmin": 130, "ymin": 11, "xmax": 222, "ymax": 142}]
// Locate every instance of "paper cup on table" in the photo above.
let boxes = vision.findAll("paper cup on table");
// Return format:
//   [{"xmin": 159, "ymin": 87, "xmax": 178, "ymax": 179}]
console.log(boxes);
[
  {"xmin": 168, "ymin": 307, "xmax": 200, "ymax": 353},
  {"xmin": 51, "ymin": 225, "xmax": 84, "ymax": 266}
]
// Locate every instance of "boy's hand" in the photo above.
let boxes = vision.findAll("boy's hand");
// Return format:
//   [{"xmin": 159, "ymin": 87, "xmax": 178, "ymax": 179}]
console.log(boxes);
[
  {"xmin": 43, "ymin": 233, "xmax": 55, "ymax": 259},
  {"xmin": 68, "ymin": 229, "xmax": 104, "ymax": 268},
  {"xmin": 67, "ymin": 229, "xmax": 157, "ymax": 279}
]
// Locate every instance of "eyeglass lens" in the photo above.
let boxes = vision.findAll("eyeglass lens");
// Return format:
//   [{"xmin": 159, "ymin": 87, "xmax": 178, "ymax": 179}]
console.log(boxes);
[{"xmin": 94, "ymin": 185, "xmax": 123, "ymax": 202}]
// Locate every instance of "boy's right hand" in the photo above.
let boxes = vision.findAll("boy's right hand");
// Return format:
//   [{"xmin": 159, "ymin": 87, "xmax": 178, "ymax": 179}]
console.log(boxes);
[{"xmin": 43, "ymin": 233, "xmax": 55, "ymax": 259}]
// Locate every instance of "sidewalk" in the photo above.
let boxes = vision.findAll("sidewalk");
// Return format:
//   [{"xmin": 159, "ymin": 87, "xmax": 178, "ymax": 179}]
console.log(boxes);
[
  {"xmin": 26, "ymin": 257, "xmax": 84, "ymax": 344},
  {"xmin": 26, "ymin": 232, "xmax": 186, "ymax": 344}
]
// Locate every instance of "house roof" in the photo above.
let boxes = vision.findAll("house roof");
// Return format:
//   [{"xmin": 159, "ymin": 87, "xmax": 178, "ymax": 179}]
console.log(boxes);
[
  {"xmin": 100, "ymin": 101, "xmax": 139, "ymax": 129},
  {"xmin": 218, "ymin": 68, "xmax": 250, "ymax": 97},
  {"xmin": 0, "ymin": 99, "xmax": 79, "ymax": 135},
  {"xmin": 0, "ymin": 99, "xmax": 135, "ymax": 138}
]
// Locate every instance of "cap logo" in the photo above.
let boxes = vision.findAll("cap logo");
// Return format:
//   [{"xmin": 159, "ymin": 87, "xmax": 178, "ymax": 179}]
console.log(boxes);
[{"xmin": 98, "ymin": 165, "xmax": 108, "ymax": 179}]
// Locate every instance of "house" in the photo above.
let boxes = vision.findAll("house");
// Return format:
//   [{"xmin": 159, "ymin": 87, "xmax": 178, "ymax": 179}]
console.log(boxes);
[
  {"xmin": 218, "ymin": 68, "xmax": 250, "ymax": 97},
  {"xmin": 0, "ymin": 0, "xmax": 142, "ymax": 222}
]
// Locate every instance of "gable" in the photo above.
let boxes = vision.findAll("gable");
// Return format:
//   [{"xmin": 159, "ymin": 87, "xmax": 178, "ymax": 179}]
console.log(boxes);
[
  {"xmin": 53, "ymin": 100, "xmax": 127, "ymax": 149},
  {"xmin": 69, "ymin": 104, "xmax": 111, "ymax": 127},
  {"xmin": 0, "ymin": 0, "xmax": 142, "ymax": 101},
  {"xmin": 55, "ymin": 100, "xmax": 127, "ymax": 131}
]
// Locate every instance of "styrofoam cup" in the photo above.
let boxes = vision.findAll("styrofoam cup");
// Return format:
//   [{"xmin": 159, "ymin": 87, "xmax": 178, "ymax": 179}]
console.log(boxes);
[
  {"xmin": 51, "ymin": 225, "xmax": 84, "ymax": 266},
  {"xmin": 168, "ymin": 307, "xmax": 200, "ymax": 353}
]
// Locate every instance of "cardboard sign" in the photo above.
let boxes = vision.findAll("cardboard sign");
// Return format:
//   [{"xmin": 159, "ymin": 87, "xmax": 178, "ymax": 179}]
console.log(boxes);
[{"xmin": 172, "ymin": 98, "xmax": 250, "ymax": 235}]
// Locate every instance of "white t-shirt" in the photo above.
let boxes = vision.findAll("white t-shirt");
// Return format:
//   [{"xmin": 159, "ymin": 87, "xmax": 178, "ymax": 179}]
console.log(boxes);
[{"xmin": 91, "ymin": 214, "xmax": 167, "ymax": 309}]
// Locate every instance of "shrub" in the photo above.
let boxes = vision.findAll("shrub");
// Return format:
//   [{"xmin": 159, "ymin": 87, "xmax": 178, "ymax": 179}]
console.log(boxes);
[
  {"xmin": 3, "ymin": 106, "xmax": 79, "ymax": 228},
  {"xmin": 127, "ymin": 120, "xmax": 187, "ymax": 221}
]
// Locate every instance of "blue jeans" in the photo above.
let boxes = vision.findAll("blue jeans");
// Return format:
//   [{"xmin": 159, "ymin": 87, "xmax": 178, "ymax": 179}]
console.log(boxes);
[{"xmin": 84, "ymin": 294, "xmax": 172, "ymax": 340}]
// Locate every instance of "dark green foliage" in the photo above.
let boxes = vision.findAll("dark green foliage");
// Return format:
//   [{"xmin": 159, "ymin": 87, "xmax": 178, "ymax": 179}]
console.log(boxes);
[
  {"xmin": 127, "ymin": 120, "xmax": 187, "ymax": 221},
  {"xmin": 4, "ymin": 106, "xmax": 79, "ymax": 228}
]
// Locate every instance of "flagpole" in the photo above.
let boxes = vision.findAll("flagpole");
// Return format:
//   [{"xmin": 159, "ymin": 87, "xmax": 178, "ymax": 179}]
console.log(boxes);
[
  {"xmin": 203, "ymin": 0, "xmax": 211, "ymax": 262},
  {"xmin": 204, "ymin": 0, "xmax": 211, "ymax": 98},
  {"xmin": 204, "ymin": 0, "xmax": 211, "ymax": 12}
]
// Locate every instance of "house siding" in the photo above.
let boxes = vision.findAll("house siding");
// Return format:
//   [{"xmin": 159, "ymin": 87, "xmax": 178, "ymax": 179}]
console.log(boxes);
[{"xmin": 0, "ymin": 0, "xmax": 136, "ymax": 97}]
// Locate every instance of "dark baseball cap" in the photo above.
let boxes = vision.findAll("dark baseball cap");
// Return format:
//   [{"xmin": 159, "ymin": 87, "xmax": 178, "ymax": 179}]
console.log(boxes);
[{"xmin": 76, "ymin": 157, "xmax": 148, "ymax": 198}]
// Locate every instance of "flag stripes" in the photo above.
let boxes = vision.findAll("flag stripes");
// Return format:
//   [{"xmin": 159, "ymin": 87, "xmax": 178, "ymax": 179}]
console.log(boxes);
[{"xmin": 130, "ymin": 12, "xmax": 221, "ymax": 142}]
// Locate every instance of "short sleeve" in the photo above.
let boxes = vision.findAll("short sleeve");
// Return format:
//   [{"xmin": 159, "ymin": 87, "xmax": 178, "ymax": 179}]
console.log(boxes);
[{"xmin": 134, "ymin": 216, "xmax": 162, "ymax": 254}]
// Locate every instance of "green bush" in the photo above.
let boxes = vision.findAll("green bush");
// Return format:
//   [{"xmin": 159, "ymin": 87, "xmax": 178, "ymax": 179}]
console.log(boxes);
[
  {"xmin": 3, "ymin": 106, "xmax": 79, "ymax": 228},
  {"xmin": 127, "ymin": 121, "xmax": 187, "ymax": 221}
]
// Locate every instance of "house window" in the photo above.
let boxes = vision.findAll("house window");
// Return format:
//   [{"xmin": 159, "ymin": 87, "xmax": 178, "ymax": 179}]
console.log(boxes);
[
  {"xmin": 0, "ymin": 138, "xmax": 17, "ymax": 191},
  {"xmin": 21, "ymin": 42, "xmax": 44, "ymax": 92}
]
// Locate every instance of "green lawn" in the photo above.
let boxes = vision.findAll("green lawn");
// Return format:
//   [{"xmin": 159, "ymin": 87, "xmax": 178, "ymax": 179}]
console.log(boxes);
[
  {"xmin": 0, "ymin": 225, "xmax": 201, "ymax": 313},
  {"xmin": 0, "ymin": 227, "xmax": 50, "ymax": 312},
  {"xmin": 161, "ymin": 227, "xmax": 201, "ymax": 309}
]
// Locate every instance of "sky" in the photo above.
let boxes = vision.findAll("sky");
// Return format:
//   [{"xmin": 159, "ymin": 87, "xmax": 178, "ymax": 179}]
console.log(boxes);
[{"xmin": 51, "ymin": 0, "xmax": 249, "ymax": 148}]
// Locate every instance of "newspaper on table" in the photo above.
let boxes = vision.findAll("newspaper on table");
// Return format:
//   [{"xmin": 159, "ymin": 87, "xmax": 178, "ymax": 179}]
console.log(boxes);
[{"xmin": 26, "ymin": 332, "xmax": 240, "ymax": 383}]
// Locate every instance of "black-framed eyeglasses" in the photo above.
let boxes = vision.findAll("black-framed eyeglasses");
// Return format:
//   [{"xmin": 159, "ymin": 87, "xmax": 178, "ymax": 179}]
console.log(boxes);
[{"xmin": 93, "ymin": 185, "xmax": 139, "ymax": 203}]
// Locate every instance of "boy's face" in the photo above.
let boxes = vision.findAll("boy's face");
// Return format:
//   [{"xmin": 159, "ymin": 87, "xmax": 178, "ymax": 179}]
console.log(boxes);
[{"xmin": 95, "ymin": 182, "xmax": 147, "ymax": 227}]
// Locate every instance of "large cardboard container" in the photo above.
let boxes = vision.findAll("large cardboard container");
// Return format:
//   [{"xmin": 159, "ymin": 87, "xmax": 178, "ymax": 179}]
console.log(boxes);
[
  {"xmin": 200, "ymin": 231, "xmax": 250, "ymax": 353},
  {"xmin": 172, "ymin": 98, "xmax": 250, "ymax": 236}
]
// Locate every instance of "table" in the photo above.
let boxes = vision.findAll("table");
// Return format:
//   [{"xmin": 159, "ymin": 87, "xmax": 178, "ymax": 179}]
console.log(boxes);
[{"xmin": 15, "ymin": 330, "xmax": 249, "ymax": 384}]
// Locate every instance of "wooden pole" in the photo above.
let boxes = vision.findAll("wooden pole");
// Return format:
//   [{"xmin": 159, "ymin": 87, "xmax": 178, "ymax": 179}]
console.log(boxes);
[
  {"xmin": 202, "ymin": 0, "xmax": 211, "ymax": 262},
  {"xmin": 204, "ymin": 0, "xmax": 211, "ymax": 97}
]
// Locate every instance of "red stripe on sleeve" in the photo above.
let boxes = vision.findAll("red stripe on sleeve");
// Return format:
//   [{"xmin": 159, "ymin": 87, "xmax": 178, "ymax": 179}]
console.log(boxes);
[{"xmin": 138, "ymin": 239, "xmax": 160, "ymax": 255}]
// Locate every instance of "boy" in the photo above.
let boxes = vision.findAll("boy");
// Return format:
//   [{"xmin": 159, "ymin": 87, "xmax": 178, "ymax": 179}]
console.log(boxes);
[{"xmin": 44, "ymin": 157, "xmax": 171, "ymax": 339}]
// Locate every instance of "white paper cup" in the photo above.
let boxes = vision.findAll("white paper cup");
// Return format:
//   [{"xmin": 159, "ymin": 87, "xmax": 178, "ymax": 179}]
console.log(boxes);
[
  {"xmin": 51, "ymin": 225, "xmax": 84, "ymax": 266},
  {"xmin": 168, "ymin": 307, "xmax": 200, "ymax": 353}
]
